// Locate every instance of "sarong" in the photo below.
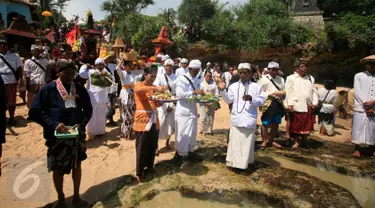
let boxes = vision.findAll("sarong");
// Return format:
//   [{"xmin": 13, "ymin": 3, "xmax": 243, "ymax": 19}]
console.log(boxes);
[
  {"xmin": 352, "ymin": 112, "xmax": 375, "ymax": 145},
  {"xmin": 5, "ymin": 83, "xmax": 17, "ymax": 108},
  {"xmin": 199, "ymin": 104, "xmax": 215, "ymax": 134},
  {"xmin": 226, "ymin": 126, "xmax": 256, "ymax": 170},
  {"xmin": 86, "ymin": 102, "xmax": 107, "ymax": 135},
  {"xmin": 175, "ymin": 114, "xmax": 197, "ymax": 156},
  {"xmin": 46, "ymin": 132, "xmax": 87, "ymax": 175},
  {"xmin": 290, "ymin": 106, "xmax": 315, "ymax": 135},
  {"xmin": 135, "ymin": 124, "xmax": 159, "ymax": 176},
  {"xmin": 318, "ymin": 112, "xmax": 335, "ymax": 136},
  {"xmin": 120, "ymin": 90, "xmax": 135, "ymax": 138},
  {"xmin": 27, "ymin": 84, "xmax": 43, "ymax": 108},
  {"xmin": 158, "ymin": 105, "xmax": 175, "ymax": 140}
]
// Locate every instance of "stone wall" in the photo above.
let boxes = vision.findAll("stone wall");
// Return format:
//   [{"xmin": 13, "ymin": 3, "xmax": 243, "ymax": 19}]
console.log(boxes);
[{"xmin": 293, "ymin": 14, "xmax": 325, "ymax": 31}]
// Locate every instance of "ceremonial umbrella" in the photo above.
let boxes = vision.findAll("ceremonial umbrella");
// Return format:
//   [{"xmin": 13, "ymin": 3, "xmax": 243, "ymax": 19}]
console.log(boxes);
[{"xmin": 41, "ymin": 11, "xmax": 53, "ymax": 17}]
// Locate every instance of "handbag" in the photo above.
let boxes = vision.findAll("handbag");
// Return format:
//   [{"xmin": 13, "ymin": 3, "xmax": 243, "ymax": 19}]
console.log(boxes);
[{"xmin": 315, "ymin": 90, "xmax": 330, "ymax": 114}]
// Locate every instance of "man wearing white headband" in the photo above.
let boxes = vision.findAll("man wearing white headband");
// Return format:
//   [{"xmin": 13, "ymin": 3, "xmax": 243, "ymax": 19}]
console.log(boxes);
[
  {"xmin": 156, "ymin": 54, "xmax": 171, "ymax": 77},
  {"xmin": 218, "ymin": 62, "xmax": 266, "ymax": 170},
  {"xmin": 80, "ymin": 58, "xmax": 113, "ymax": 139},
  {"xmin": 258, "ymin": 61, "xmax": 285, "ymax": 149},
  {"xmin": 175, "ymin": 59, "xmax": 204, "ymax": 158},
  {"xmin": 175, "ymin": 58, "xmax": 189, "ymax": 77},
  {"xmin": 24, "ymin": 45, "xmax": 49, "ymax": 108},
  {"xmin": 154, "ymin": 59, "xmax": 177, "ymax": 152}
]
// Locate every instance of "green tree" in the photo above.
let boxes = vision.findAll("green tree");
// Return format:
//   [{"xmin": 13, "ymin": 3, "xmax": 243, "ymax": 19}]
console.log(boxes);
[
  {"xmin": 178, "ymin": 0, "xmax": 218, "ymax": 41},
  {"xmin": 100, "ymin": 0, "xmax": 154, "ymax": 21},
  {"xmin": 318, "ymin": 0, "xmax": 375, "ymax": 16}
]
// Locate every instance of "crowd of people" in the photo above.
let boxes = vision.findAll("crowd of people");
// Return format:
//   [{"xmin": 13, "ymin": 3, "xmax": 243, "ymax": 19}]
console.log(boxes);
[{"xmin": 0, "ymin": 37, "xmax": 375, "ymax": 207}]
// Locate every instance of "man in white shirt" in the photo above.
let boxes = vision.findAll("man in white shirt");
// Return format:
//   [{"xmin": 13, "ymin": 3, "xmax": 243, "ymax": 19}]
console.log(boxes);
[
  {"xmin": 285, "ymin": 60, "xmax": 318, "ymax": 149},
  {"xmin": 24, "ymin": 45, "xmax": 49, "ymax": 108},
  {"xmin": 258, "ymin": 62, "xmax": 285, "ymax": 149},
  {"xmin": 154, "ymin": 59, "xmax": 177, "ymax": 152},
  {"xmin": 175, "ymin": 59, "xmax": 204, "ymax": 158},
  {"xmin": 175, "ymin": 58, "xmax": 189, "ymax": 77},
  {"xmin": 81, "ymin": 58, "xmax": 112, "ymax": 139},
  {"xmin": 222, "ymin": 66, "xmax": 234, "ymax": 89},
  {"xmin": 218, "ymin": 63, "xmax": 266, "ymax": 170},
  {"xmin": 0, "ymin": 39, "xmax": 23, "ymax": 126},
  {"xmin": 352, "ymin": 56, "xmax": 375, "ymax": 158},
  {"xmin": 157, "ymin": 54, "xmax": 171, "ymax": 76}
]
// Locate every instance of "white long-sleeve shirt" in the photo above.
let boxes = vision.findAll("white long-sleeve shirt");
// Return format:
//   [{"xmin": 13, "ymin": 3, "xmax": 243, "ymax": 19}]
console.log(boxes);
[
  {"xmin": 318, "ymin": 87, "xmax": 338, "ymax": 114},
  {"xmin": 221, "ymin": 81, "xmax": 266, "ymax": 129},
  {"xmin": 153, "ymin": 73, "xmax": 177, "ymax": 93},
  {"xmin": 257, "ymin": 74, "xmax": 285, "ymax": 97},
  {"xmin": 285, "ymin": 73, "xmax": 318, "ymax": 113},
  {"xmin": 175, "ymin": 72, "xmax": 200, "ymax": 117},
  {"xmin": 154, "ymin": 73, "xmax": 178, "ymax": 112},
  {"xmin": 175, "ymin": 67, "xmax": 189, "ymax": 77},
  {"xmin": 354, "ymin": 71, "xmax": 375, "ymax": 112}
]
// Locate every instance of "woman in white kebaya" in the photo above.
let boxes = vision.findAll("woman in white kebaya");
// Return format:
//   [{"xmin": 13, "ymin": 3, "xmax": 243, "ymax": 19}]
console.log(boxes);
[{"xmin": 199, "ymin": 70, "xmax": 219, "ymax": 135}]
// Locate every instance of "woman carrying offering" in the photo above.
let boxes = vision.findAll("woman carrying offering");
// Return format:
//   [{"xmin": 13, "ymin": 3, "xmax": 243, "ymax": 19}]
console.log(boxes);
[
  {"xmin": 116, "ymin": 58, "xmax": 136, "ymax": 139},
  {"xmin": 199, "ymin": 70, "xmax": 219, "ymax": 135},
  {"xmin": 133, "ymin": 66, "xmax": 166, "ymax": 182}
]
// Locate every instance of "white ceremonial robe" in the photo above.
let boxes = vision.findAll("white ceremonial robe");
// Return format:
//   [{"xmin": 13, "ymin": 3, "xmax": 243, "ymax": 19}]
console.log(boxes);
[
  {"xmin": 175, "ymin": 72, "xmax": 200, "ymax": 156},
  {"xmin": 221, "ymin": 81, "xmax": 266, "ymax": 169},
  {"xmin": 352, "ymin": 71, "xmax": 375, "ymax": 145},
  {"xmin": 154, "ymin": 73, "xmax": 177, "ymax": 140},
  {"xmin": 85, "ymin": 70, "xmax": 111, "ymax": 135}
]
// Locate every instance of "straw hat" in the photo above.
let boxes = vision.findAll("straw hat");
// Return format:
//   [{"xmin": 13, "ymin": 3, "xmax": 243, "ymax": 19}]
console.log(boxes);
[
  {"xmin": 113, "ymin": 37, "xmax": 125, "ymax": 48},
  {"xmin": 360, "ymin": 54, "xmax": 375, "ymax": 64}
]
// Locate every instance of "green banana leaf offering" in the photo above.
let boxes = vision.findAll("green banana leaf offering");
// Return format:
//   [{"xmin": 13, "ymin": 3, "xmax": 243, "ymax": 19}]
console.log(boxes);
[{"xmin": 91, "ymin": 72, "xmax": 113, "ymax": 87}]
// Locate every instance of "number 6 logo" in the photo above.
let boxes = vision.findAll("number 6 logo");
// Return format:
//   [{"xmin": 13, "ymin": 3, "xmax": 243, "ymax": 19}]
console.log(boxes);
[{"xmin": 13, "ymin": 161, "xmax": 45, "ymax": 199}]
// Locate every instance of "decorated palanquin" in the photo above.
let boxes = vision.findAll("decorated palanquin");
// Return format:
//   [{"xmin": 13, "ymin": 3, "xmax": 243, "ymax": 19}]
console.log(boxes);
[
  {"xmin": 152, "ymin": 26, "xmax": 174, "ymax": 56},
  {"xmin": 80, "ymin": 29, "xmax": 102, "ymax": 64}
]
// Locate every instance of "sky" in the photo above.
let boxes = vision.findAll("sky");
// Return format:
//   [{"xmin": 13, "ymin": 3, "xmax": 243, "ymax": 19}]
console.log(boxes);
[{"xmin": 63, "ymin": 0, "xmax": 249, "ymax": 21}]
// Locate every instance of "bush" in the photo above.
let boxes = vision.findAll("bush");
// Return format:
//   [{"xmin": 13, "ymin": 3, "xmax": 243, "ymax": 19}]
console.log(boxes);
[{"xmin": 325, "ymin": 14, "xmax": 375, "ymax": 52}]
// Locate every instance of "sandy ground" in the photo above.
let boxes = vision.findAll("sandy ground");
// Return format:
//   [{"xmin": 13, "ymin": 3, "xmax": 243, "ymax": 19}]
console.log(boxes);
[{"xmin": 0, "ymin": 86, "xmax": 353, "ymax": 208}]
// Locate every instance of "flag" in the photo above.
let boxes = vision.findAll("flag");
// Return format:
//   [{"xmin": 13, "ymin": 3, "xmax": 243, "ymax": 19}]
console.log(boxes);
[
  {"xmin": 45, "ymin": 31, "xmax": 55, "ymax": 44},
  {"xmin": 65, "ymin": 26, "xmax": 77, "ymax": 46}
]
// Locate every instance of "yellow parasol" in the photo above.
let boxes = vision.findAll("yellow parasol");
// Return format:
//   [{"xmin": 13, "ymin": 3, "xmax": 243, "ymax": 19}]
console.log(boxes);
[{"xmin": 41, "ymin": 11, "xmax": 53, "ymax": 17}]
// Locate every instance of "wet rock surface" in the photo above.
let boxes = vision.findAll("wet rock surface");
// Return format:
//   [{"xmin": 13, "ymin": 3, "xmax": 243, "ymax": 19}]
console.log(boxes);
[
  {"xmin": 257, "ymin": 135, "xmax": 375, "ymax": 177},
  {"xmin": 93, "ymin": 134, "xmax": 361, "ymax": 208}
]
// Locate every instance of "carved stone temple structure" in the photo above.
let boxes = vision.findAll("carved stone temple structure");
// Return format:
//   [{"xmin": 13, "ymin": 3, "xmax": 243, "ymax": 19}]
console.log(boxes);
[{"xmin": 288, "ymin": 0, "xmax": 324, "ymax": 31}]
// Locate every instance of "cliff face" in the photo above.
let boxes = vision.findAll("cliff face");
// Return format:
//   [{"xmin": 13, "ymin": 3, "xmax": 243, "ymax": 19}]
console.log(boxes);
[{"xmin": 186, "ymin": 47, "xmax": 370, "ymax": 87}]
